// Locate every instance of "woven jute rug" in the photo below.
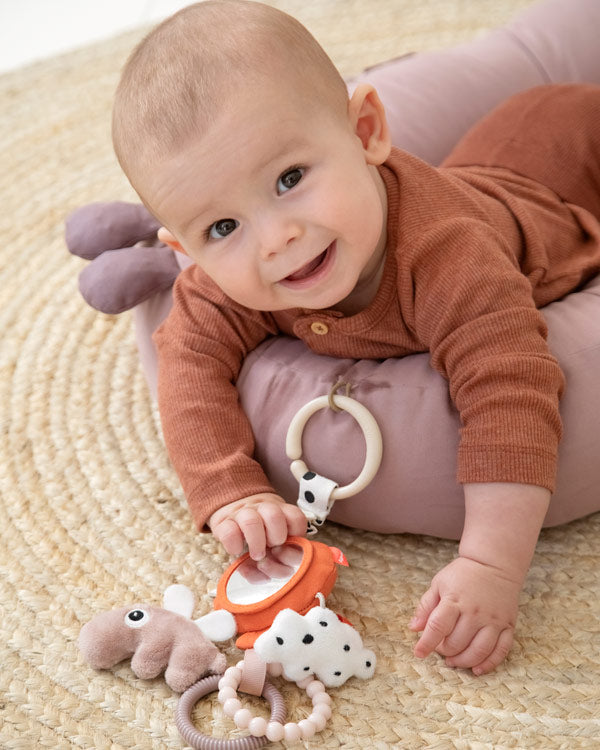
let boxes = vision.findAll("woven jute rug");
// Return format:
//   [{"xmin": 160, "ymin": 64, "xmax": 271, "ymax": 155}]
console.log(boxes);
[{"xmin": 1, "ymin": 1, "xmax": 599, "ymax": 747}]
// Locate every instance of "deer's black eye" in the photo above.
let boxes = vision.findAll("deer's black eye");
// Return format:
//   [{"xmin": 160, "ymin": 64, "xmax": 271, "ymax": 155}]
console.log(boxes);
[{"xmin": 124, "ymin": 609, "xmax": 149, "ymax": 628}]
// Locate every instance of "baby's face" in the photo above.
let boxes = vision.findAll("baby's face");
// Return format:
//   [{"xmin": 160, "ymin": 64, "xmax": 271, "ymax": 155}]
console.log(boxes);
[{"xmin": 147, "ymin": 82, "xmax": 388, "ymax": 312}]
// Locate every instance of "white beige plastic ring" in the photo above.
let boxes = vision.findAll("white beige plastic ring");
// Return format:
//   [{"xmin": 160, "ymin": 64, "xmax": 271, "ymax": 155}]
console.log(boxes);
[{"xmin": 286, "ymin": 394, "xmax": 383, "ymax": 499}]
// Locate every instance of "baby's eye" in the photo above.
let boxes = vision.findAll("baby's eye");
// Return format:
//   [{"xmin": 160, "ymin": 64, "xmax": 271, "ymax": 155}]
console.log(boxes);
[
  {"xmin": 277, "ymin": 167, "xmax": 304, "ymax": 194},
  {"xmin": 208, "ymin": 218, "xmax": 239, "ymax": 239}
]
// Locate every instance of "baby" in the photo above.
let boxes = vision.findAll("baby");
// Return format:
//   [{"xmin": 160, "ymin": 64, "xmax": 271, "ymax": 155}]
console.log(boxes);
[{"xmin": 112, "ymin": 0, "xmax": 600, "ymax": 675}]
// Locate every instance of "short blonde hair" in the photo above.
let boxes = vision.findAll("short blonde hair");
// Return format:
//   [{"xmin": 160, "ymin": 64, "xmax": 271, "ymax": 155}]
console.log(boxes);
[{"xmin": 112, "ymin": 0, "xmax": 348, "ymax": 193}]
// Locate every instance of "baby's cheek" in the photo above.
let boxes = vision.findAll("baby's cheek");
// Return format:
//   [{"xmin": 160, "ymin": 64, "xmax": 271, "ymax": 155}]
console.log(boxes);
[{"xmin": 349, "ymin": 183, "xmax": 384, "ymax": 237}]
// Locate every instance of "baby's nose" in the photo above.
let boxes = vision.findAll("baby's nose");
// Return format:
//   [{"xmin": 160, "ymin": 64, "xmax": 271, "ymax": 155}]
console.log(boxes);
[{"xmin": 257, "ymin": 215, "xmax": 303, "ymax": 260}]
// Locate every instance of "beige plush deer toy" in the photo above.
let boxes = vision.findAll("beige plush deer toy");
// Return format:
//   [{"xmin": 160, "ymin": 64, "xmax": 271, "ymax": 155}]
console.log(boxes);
[{"xmin": 78, "ymin": 584, "xmax": 236, "ymax": 692}]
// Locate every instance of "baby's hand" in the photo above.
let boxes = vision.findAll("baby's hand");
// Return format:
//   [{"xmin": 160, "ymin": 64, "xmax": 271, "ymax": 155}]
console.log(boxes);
[
  {"xmin": 409, "ymin": 556, "xmax": 520, "ymax": 675},
  {"xmin": 208, "ymin": 493, "xmax": 307, "ymax": 560}
]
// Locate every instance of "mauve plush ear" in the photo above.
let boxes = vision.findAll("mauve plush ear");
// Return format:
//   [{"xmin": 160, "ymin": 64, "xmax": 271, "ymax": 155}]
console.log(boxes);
[
  {"xmin": 78, "ymin": 244, "xmax": 180, "ymax": 314},
  {"xmin": 65, "ymin": 201, "xmax": 161, "ymax": 260}
]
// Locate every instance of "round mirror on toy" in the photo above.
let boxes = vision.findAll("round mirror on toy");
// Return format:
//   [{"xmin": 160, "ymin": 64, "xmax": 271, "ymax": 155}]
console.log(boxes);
[{"xmin": 225, "ymin": 544, "xmax": 304, "ymax": 605}]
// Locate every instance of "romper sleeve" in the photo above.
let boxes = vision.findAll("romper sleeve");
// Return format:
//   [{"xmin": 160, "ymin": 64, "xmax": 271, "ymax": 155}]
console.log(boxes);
[
  {"xmin": 153, "ymin": 265, "xmax": 280, "ymax": 530},
  {"xmin": 405, "ymin": 217, "xmax": 565, "ymax": 491}
]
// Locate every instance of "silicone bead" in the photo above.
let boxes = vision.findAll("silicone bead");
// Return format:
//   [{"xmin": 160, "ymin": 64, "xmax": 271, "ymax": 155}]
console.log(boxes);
[
  {"xmin": 219, "ymin": 674, "xmax": 239, "ymax": 690},
  {"xmin": 233, "ymin": 708, "xmax": 252, "ymax": 729},
  {"xmin": 308, "ymin": 712, "xmax": 327, "ymax": 731},
  {"xmin": 296, "ymin": 676, "xmax": 312, "ymax": 689},
  {"xmin": 283, "ymin": 723, "xmax": 303, "ymax": 743},
  {"xmin": 298, "ymin": 719, "xmax": 317, "ymax": 739},
  {"xmin": 266, "ymin": 722, "xmax": 285, "ymax": 742},
  {"xmin": 218, "ymin": 686, "xmax": 237, "ymax": 702},
  {"xmin": 306, "ymin": 680, "xmax": 325, "ymax": 698},
  {"xmin": 267, "ymin": 662, "xmax": 283, "ymax": 677},
  {"xmin": 227, "ymin": 667, "xmax": 243, "ymax": 682},
  {"xmin": 248, "ymin": 717, "xmax": 268, "ymax": 737},
  {"xmin": 312, "ymin": 702, "xmax": 332, "ymax": 719},
  {"xmin": 312, "ymin": 692, "xmax": 332, "ymax": 706},
  {"xmin": 223, "ymin": 698, "xmax": 242, "ymax": 717}
]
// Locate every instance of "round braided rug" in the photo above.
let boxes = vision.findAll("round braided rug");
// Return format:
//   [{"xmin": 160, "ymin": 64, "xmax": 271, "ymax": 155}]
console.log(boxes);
[{"xmin": 1, "ymin": 1, "xmax": 599, "ymax": 748}]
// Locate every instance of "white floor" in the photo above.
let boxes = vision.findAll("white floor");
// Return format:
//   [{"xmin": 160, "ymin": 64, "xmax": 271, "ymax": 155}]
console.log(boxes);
[{"xmin": 0, "ymin": 0, "xmax": 194, "ymax": 73}]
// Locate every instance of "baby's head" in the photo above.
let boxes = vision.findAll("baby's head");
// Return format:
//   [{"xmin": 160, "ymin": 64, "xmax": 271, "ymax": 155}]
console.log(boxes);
[{"xmin": 113, "ymin": 0, "xmax": 392, "ymax": 313}]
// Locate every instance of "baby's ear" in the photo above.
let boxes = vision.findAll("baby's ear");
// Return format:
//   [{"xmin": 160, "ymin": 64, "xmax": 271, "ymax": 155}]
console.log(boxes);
[
  {"xmin": 348, "ymin": 84, "xmax": 391, "ymax": 166},
  {"xmin": 158, "ymin": 226, "xmax": 187, "ymax": 255}
]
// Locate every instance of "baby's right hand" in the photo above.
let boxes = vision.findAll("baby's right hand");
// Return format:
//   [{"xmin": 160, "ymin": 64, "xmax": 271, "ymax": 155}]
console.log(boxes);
[{"xmin": 208, "ymin": 493, "xmax": 307, "ymax": 560}]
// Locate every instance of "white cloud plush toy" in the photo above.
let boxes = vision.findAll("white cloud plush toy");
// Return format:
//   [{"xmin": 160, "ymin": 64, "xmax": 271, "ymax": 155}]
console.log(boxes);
[{"xmin": 253, "ymin": 593, "xmax": 376, "ymax": 688}]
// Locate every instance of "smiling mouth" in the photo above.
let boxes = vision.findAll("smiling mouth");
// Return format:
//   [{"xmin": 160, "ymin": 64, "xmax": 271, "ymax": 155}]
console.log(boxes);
[{"xmin": 283, "ymin": 243, "xmax": 334, "ymax": 284}]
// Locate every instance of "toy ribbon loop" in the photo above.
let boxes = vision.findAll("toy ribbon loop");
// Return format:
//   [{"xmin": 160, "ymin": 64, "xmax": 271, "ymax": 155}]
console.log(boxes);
[{"xmin": 297, "ymin": 471, "xmax": 338, "ymax": 535}]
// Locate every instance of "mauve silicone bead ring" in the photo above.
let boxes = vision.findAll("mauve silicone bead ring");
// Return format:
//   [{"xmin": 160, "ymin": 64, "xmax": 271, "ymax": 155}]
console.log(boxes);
[
  {"xmin": 175, "ymin": 674, "xmax": 286, "ymax": 750},
  {"xmin": 286, "ymin": 394, "xmax": 383, "ymax": 499}
]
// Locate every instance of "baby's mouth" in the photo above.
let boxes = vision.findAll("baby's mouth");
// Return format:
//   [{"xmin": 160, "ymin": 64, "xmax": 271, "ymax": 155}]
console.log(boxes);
[{"xmin": 284, "ymin": 244, "xmax": 332, "ymax": 282}]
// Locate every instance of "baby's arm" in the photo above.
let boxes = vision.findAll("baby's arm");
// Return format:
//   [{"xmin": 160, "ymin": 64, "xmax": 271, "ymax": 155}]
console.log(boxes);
[
  {"xmin": 154, "ymin": 267, "xmax": 301, "ymax": 538},
  {"xmin": 410, "ymin": 482, "xmax": 550, "ymax": 674},
  {"xmin": 405, "ymin": 221, "xmax": 564, "ymax": 673},
  {"xmin": 209, "ymin": 493, "xmax": 307, "ymax": 560}
]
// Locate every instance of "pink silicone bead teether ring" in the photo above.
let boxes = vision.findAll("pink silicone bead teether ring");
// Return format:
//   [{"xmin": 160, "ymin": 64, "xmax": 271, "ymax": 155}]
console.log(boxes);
[{"xmin": 218, "ymin": 665, "xmax": 332, "ymax": 744}]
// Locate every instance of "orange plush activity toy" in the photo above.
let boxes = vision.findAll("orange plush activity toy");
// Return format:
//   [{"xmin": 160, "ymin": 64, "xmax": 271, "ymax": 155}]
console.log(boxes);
[{"xmin": 213, "ymin": 536, "xmax": 346, "ymax": 649}]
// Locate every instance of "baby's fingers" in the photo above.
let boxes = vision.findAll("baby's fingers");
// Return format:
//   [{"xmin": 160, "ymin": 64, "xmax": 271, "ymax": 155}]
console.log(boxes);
[
  {"xmin": 409, "ymin": 585, "xmax": 440, "ymax": 632},
  {"xmin": 281, "ymin": 502, "xmax": 309, "ymax": 537},
  {"xmin": 212, "ymin": 518, "xmax": 245, "ymax": 557},
  {"xmin": 257, "ymin": 503, "xmax": 288, "ymax": 548},
  {"xmin": 471, "ymin": 627, "xmax": 514, "ymax": 676},
  {"xmin": 413, "ymin": 599, "xmax": 461, "ymax": 659},
  {"xmin": 444, "ymin": 625, "xmax": 499, "ymax": 670},
  {"xmin": 235, "ymin": 507, "xmax": 269, "ymax": 560}
]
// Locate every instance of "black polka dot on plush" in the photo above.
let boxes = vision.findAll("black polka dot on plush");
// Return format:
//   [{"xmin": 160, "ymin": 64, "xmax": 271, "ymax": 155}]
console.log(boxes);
[
  {"xmin": 276, "ymin": 637, "xmax": 284, "ymax": 645},
  {"xmin": 304, "ymin": 490, "xmax": 315, "ymax": 503},
  {"xmin": 319, "ymin": 621, "xmax": 328, "ymax": 627},
  {"xmin": 366, "ymin": 661, "xmax": 371, "ymax": 667},
  {"xmin": 344, "ymin": 644, "xmax": 350, "ymax": 651},
  {"xmin": 304, "ymin": 666, "xmax": 310, "ymax": 671},
  {"xmin": 302, "ymin": 634, "xmax": 314, "ymax": 644},
  {"xmin": 334, "ymin": 671, "xmax": 341, "ymax": 676},
  {"xmin": 303, "ymin": 472, "xmax": 316, "ymax": 480}
]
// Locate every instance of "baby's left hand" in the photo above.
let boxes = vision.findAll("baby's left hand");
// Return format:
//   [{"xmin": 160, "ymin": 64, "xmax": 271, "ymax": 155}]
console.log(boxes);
[{"xmin": 409, "ymin": 556, "xmax": 520, "ymax": 675}]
